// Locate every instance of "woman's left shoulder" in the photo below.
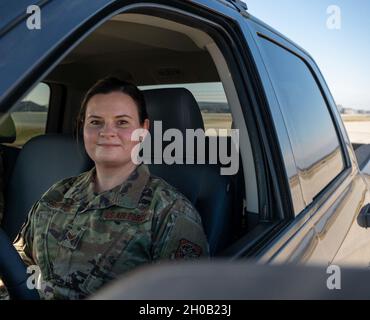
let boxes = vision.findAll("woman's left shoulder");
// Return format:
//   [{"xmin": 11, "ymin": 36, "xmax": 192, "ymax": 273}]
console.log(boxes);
[
  {"xmin": 147, "ymin": 176, "xmax": 198, "ymax": 218},
  {"xmin": 148, "ymin": 175, "xmax": 186, "ymax": 202}
]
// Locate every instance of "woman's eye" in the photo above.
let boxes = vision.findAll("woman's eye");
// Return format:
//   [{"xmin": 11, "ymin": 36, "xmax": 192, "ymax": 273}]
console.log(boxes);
[
  {"xmin": 117, "ymin": 120, "xmax": 128, "ymax": 126},
  {"xmin": 90, "ymin": 120, "xmax": 102, "ymax": 126}
]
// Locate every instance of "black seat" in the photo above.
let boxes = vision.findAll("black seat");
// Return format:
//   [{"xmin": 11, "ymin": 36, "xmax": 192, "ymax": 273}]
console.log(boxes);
[
  {"xmin": 2, "ymin": 134, "xmax": 92, "ymax": 240},
  {"xmin": 143, "ymin": 88, "xmax": 234, "ymax": 255}
]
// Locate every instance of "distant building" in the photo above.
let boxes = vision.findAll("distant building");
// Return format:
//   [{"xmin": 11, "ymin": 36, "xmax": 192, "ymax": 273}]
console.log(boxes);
[{"xmin": 341, "ymin": 108, "xmax": 357, "ymax": 114}]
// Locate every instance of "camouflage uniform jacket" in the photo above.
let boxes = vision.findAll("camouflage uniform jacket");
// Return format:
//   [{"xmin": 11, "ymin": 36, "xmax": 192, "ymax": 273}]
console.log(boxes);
[{"xmin": 14, "ymin": 164, "xmax": 209, "ymax": 299}]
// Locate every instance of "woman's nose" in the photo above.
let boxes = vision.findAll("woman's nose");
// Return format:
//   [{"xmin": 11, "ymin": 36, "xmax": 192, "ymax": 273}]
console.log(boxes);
[{"xmin": 99, "ymin": 123, "xmax": 117, "ymax": 137}]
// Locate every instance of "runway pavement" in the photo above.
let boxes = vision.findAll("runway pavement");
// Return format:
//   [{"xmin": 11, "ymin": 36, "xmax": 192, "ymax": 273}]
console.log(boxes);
[{"xmin": 343, "ymin": 121, "xmax": 370, "ymax": 145}]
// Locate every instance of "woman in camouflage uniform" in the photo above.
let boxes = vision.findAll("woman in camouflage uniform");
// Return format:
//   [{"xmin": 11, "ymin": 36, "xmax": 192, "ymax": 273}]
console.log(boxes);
[{"xmin": 13, "ymin": 77, "xmax": 209, "ymax": 299}]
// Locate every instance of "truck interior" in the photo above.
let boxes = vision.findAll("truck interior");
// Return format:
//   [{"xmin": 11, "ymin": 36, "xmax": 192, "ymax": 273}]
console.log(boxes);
[{"xmin": 0, "ymin": 10, "xmax": 279, "ymax": 264}]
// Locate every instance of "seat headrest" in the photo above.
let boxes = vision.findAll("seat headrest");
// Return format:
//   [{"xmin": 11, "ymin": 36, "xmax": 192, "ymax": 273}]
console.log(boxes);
[{"xmin": 143, "ymin": 88, "xmax": 204, "ymax": 135}]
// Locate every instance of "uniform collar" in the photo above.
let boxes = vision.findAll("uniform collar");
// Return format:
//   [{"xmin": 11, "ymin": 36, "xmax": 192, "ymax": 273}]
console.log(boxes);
[{"xmin": 64, "ymin": 164, "xmax": 150, "ymax": 210}]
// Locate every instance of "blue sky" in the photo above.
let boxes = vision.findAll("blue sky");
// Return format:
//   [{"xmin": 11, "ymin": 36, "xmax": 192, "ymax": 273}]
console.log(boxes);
[{"xmin": 243, "ymin": 0, "xmax": 370, "ymax": 110}]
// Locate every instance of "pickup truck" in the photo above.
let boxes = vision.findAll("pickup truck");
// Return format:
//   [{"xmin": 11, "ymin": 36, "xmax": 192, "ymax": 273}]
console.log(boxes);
[{"xmin": 1, "ymin": 0, "xmax": 370, "ymax": 299}]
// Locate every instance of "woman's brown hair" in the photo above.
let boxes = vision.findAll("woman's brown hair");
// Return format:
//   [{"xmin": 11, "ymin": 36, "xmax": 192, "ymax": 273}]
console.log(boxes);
[{"xmin": 75, "ymin": 77, "xmax": 148, "ymax": 138}]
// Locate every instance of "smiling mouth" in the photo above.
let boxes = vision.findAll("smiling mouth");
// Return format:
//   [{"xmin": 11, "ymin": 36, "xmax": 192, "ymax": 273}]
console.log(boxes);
[{"xmin": 97, "ymin": 144, "xmax": 121, "ymax": 147}]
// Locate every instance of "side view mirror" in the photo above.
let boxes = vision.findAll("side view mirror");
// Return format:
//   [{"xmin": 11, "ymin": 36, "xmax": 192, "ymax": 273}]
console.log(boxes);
[{"xmin": 357, "ymin": 204, "xmax": 370, "ymax": 228}]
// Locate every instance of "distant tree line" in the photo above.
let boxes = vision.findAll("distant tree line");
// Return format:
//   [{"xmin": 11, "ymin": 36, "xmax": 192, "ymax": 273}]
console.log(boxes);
[
  {"xmin": 198, "ymin": 102, "xmax": 229, "ymax": 113},
  {"xmin": 12, "ymin": 101, "xmax": 48, "ymax": 112}
]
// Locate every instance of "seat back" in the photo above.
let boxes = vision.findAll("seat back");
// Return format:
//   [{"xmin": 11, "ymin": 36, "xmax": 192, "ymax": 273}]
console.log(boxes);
[
  {"xmin": 143, "ymin": 88, "xmax": 234, "ymax": 255},
  {"xmin": 2, "ymin": 134, "xmax": 92, "ymax": 240}
]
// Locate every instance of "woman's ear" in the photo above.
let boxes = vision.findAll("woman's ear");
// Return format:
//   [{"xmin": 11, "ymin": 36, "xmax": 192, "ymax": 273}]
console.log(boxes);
[
  {"xmin": 143, "ymin": 118, "xmax": 150, "ymax": 132},
  {"xmin": 140, "ymin": 119, "xmax": 150, "ymax": 143}
]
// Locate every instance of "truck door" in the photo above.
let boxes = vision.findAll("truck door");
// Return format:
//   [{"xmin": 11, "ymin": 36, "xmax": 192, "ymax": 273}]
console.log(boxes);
[{"xmin": 239, "ymin": 16, "xmax": 370, "ymax": 267}]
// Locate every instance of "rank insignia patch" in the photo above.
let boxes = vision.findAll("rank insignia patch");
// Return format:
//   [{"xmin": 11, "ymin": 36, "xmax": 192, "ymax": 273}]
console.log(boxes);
[
  {"xmin": 175, "ymin": 239, "xmax": 203, "ymax": 259},
  {"xmin": 59, "ymin": 224, "xmax": 86, "ymax": 250}
]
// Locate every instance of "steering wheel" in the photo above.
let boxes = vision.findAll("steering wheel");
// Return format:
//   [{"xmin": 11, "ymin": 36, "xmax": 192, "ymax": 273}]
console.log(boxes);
[{"xmin": 0, "ymin": 228, "xmax": 39, "ymax": 299}]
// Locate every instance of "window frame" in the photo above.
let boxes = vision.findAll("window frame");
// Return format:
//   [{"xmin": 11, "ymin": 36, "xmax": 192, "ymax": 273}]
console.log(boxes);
[{"xmin": 45, "ymin": 82, "xmax": 67, "ymax": 134}]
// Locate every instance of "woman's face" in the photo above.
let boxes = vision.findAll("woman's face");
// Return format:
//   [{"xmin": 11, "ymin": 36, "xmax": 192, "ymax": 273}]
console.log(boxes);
[{"xmin": 83, "ymin": 91, "xmax": 149, "ymax": 169}]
